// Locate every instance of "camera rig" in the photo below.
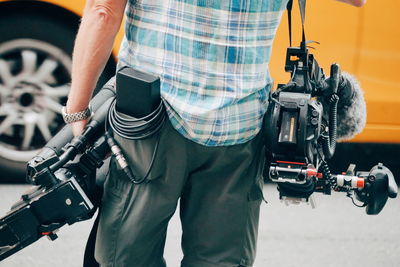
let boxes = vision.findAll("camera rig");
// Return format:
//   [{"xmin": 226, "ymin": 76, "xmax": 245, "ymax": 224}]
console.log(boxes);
[
  {"xmin": 264, "ymin": 40, "xmax": 398, "ymax": 212},
  {"xmin": 264, "ymin": 0, "xmax": 397, "ymax": 212},
  {"xmin": 0, "ymin": 85, "xmax": 115, "ymax": 261}
]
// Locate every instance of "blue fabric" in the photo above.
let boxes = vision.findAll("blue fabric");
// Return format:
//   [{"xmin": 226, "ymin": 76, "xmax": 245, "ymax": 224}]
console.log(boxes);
[{"xmin": 118, "ymin": 0, "xmax": 288, "ymax": 146}]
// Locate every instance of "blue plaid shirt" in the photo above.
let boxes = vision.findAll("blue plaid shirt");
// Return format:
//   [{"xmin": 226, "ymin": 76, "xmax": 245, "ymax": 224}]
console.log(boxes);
[{"xmin": 118, "ymin": 0, "xmax": 288, "ymax": 146}]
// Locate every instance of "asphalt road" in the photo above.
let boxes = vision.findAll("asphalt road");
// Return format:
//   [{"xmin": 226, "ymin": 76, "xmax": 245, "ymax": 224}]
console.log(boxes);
[{"xmin": 0, "ymin": 184, "xmax": 399, "ymax": 267}]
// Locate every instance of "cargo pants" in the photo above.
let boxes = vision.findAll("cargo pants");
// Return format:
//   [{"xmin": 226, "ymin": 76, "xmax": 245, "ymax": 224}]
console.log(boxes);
[{"xmin": 94, "ymin": 118, "xmax": 265, "ymax": 267}]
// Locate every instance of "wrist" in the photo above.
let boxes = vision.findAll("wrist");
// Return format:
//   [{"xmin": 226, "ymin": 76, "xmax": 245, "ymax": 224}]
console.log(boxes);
[
  {"xmin": 66, "ymin": 93, "xmax": 90, "ymax": 114},
  {"xmin": 67, "ymin": 83, "xmax": 94, "ymax": 113},
  {"xmin": 62, "ymin": 105, "xmax": 93, "ymax": 124}
]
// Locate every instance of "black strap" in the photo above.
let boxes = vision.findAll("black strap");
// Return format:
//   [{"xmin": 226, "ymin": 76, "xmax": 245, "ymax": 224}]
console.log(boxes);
[
  {"xmin": 286, "ymin": 0, "xmax": 294, "ymax": 47},
  {"xmin": 286, "ymin": 0, "xmax": 307, "ymax": 48}
]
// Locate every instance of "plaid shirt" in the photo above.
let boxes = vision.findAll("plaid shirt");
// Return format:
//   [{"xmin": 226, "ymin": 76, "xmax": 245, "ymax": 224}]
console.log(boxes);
[{"xmin": 118, "ymin": 0, "xmax": 288, "ymax": 146}]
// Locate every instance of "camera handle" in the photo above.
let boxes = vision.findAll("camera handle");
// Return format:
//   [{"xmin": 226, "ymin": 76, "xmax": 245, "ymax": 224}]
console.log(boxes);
[
  {"xmin": 24, "ymin": 98, "xmax": 113, "ymax": 189},
  {"xmin": 352, "ymin": 163, "xmax": 398, "ymax": 215}
]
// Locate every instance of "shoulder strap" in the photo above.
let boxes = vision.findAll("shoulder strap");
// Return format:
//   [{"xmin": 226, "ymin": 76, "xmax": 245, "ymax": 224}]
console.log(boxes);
[
  {"xmin": 287, "ymin": 0, "xmax": 294, "ymax": 47},
  {"xmin": 286, "ymin": 0, "xmax": 307, "ymax": 48}
]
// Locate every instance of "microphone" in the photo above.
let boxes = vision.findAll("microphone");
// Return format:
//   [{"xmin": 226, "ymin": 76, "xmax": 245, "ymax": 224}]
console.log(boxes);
[{"xmin": 319, "ymin": 72, "xmax": 367, "ymax": 141}]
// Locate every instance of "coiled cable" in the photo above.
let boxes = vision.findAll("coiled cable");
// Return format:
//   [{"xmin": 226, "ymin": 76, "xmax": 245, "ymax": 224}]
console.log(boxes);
[
  {"xmin": 106, "ymin": 98, "xmax": 166, "ymax": 184},
  {"xmin": 107, "ymin": 99, "xmax": 165, "ymax": 140},
  {"xmin": 321, "ymin": 93, "xmax": 339, "ymax": 159},
  {"xmin": 319, "ymin": 159, "xmax": 332, "ymax": 182}
]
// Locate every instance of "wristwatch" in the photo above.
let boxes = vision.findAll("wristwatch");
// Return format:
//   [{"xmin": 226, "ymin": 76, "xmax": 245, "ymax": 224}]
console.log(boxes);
[{"xmin": 61, "ymin": 106, "xmax": 92, "ymax": 124}]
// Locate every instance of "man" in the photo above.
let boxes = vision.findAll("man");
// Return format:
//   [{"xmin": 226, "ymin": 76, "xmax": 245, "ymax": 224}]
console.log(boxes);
[{"xmin": 66, "ymin": 0, "xmax": 366, "ymax": 266}]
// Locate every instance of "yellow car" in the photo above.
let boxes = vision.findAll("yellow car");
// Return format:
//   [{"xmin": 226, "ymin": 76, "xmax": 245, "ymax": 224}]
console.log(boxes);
[{"xmin": 0, "ymin": 0, "xmax": 399, "ymax": 180}]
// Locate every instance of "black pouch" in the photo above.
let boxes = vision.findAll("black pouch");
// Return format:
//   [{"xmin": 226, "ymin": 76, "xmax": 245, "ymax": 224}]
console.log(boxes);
[{"xmin": 116, "ymin": 66, "xmax": 161, "ymax": 118}]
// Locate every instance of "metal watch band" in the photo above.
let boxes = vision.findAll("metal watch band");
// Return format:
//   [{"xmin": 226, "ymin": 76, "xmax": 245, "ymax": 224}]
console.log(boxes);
[{"xmin": 61, "ymin": 106, "xmax": 92, "ymax": 124}]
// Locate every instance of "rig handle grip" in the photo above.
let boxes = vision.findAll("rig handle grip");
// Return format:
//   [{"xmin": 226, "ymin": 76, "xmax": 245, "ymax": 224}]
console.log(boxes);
[{"xmin": 357, "ymin": 163, "xmax": 398, "ymax": 215}]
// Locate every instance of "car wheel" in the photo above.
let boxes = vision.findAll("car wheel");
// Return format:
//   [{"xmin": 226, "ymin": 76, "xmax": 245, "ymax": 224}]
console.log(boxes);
[{"xmin": 0, "ymin": 13, "xmax": 114, "ymax": 182}]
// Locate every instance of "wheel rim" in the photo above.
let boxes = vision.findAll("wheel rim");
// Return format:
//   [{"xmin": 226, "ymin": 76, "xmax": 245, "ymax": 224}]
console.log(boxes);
[{"xmin": 0, "ymin": 39, "xmax": 71, "ymax": 162}]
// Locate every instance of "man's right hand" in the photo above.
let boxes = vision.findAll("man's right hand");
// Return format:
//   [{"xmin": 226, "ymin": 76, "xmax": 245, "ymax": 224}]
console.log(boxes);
[{"xmin": 71, "ymin": 119, "xmax": 89, "ymax": 137}]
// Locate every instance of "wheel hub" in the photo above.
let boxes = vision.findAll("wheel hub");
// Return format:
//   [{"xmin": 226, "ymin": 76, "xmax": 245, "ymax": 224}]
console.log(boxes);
[
  {"xmin": 12, "ymin": 82, "xmax": 43, "ymax": 111},
  {"xmin": 19, "ymin": 91, "xmax": 34, "ymax": 107},
  {"xmin": 12, "ymin": 82, "xmax": 36, "ymax": 106}
]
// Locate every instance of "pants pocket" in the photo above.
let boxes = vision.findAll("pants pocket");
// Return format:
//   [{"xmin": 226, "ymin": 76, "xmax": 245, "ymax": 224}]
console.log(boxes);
[
  {"xmin": 112, "ymin": 124, "xmax": 165, "ymax": 182},
  {"xmin": 94, "ymin": 159, "xmax": 130, "ymax": 266},
  {"xmin": 248, "ymin": 176, "xmax": 265, "ymax": 202}
]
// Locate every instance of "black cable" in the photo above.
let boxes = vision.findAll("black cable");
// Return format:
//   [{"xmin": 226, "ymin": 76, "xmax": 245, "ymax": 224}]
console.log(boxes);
[
  {"xmin": 346, "ymin": 191, "xmax": 367, "ymax": 208},
  {"xmin": 321, "ymin": 93, "xmax": 339, "ymax": 159},
  {"xmin": 107, "ymin": 98, "xmax": 165, "ymax": 140},
  {"xmin": 105, "ymin": 131, "xmax": 158, "ymax": 184},
  {"xmin": 319, "ymin": 159, "xmax": 332, "ymax": 182},
  {"xmin": 105, "ymin": 98, "xmax": 166, "ymax": 184}
]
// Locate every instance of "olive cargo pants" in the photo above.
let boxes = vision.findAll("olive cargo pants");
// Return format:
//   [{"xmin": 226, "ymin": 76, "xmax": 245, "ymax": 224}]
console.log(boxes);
[{"xmin": 95, "ymin": 119, "xmax": 265, "ymax": 267}]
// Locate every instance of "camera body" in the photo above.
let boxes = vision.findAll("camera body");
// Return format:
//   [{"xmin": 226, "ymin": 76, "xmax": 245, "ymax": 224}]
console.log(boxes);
[
  {"xmin": 0, "ymin": 130, "xmax": 111, "ymax": 261},
  {"xmin": 265, "ymin": 45, "xmax": 326, "ymax": 189},
  {"xmin": 266, "ymin": 91, "xmax": 322, "ymax": 183}
]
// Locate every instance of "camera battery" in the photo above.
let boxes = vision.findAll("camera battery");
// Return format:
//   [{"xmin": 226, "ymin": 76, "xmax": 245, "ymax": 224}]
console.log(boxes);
[
  {"xmin": 279, "ymin": 110, "xmax": 298, "ymax": 144},
  {"xmin": 116, "ymin": 67, "xmax": 161, "ymax": 118}
]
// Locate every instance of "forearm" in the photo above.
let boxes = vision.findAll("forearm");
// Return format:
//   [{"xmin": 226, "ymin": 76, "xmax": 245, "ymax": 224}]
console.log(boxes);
[{"xmin": 67, "ymin": 0, "xmax": 126, "ymax": 113}]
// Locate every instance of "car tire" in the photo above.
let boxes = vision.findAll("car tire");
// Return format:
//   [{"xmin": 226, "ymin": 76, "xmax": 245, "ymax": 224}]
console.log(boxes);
[{"xmin": 0, "ymin": 12, "xmax": 114, "ymax": 182}]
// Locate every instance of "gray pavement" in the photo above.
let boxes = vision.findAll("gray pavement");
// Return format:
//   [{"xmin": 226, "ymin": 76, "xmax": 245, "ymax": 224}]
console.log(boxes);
[{"xmin": 0, "ymin": 184, "xmax": 399, "ymax": 267}]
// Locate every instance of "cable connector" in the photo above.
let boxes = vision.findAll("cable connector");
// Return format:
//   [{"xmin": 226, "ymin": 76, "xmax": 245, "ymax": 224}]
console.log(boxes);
[{"xmin": 104, "ymin": 131, "xmax": 136, "ymax": 183}]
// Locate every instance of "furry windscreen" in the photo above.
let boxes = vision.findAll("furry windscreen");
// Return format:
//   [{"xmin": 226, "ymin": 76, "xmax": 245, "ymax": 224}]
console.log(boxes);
[{"xmin": 318, "ymin": 72, "xmax": 367, "ymax": 141}]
